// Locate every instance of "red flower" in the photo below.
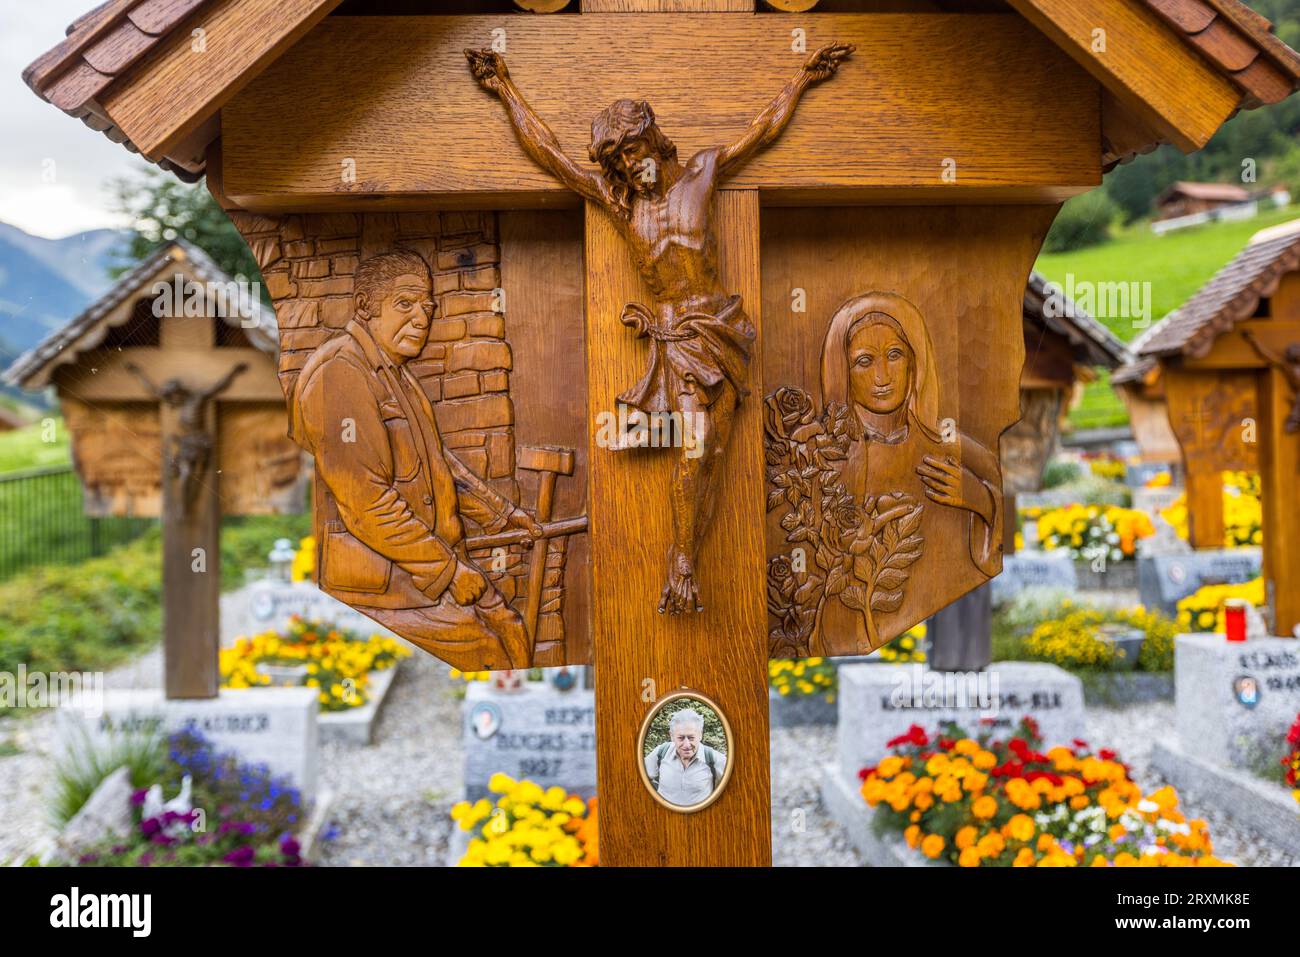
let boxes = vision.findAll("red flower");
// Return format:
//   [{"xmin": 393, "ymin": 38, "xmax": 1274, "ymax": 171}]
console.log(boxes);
[{"xmin": 1099, "ymin": 749, "xmax": 1117, "ymax": 761}]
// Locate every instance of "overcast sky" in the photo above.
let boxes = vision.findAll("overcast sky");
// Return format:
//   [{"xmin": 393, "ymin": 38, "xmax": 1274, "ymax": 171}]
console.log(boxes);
[{"xmin": 1, "ymin": 2, "xmax": 144, "ymax": 239}]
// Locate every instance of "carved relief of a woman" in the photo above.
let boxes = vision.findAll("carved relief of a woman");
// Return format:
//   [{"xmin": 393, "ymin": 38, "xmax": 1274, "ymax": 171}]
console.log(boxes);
[{"xmin": 816, "ymin": 292, "xmax": 1002, "ymax": 649}]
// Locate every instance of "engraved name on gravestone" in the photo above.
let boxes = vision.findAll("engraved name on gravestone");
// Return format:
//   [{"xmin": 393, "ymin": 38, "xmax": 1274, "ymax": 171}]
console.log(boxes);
[
  {"xmin": 1137, "ymin": 549, "xmax": 1263, "ymax": 614},
  {"xmin": 834, "ymin": 661, "xmax": 1086, "ymax": 788},
  {"xmin": 58, "ymin": 688, "xmax": 320, "ymax": 801},
  {"xmin": 990, "ymin": 552, "xmax": 1078, "ymax": 605},
  {"xmin": 462, "ymin": 680, "xmax": 596, "ymax": 801}
]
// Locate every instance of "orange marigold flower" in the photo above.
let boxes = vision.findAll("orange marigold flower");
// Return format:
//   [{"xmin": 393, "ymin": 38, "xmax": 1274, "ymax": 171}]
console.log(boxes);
[
  {"xmin": 958, "ymin": 846, "xmax": 982, "ymax": 868},
  {"xmin": 955, "ymin": 825, "xmax": 978, "ymax": 850},
  {"xmin": 921, "ymin": 833, "xmax": 945, "ymax": 859},
  {"xmin": 971, "ymin": 795, "xmax": 998, "ymax": 820},
  {"xmin": 1005, "ymin": 814, "xmax": 1035, "ymax": 842},
  {"xmin": 977, "ymin": 833, "xmax": 1005, "ymax": 857}
]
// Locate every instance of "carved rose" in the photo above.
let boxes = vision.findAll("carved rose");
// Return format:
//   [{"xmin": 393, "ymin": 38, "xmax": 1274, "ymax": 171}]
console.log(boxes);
[
  {"xmin": 766, "ymin": 387, "xmax": 819, "ymax": 444},
  {"xmin": 829, "ymin": 501, "xmax": 864, "ymax": 537}
]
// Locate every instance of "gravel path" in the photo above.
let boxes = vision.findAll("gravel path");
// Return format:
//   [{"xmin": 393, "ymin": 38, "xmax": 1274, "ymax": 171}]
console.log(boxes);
[
  {"xmin": 2, "ymin": 647, "xmax": 1294, "ymax": 867},
  {"xmin": 314, "ymin": 651, "xmax": 462, "ymax": 867}
]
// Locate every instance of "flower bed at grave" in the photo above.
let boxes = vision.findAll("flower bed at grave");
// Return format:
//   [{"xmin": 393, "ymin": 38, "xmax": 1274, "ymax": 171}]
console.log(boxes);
[
  {"xmin": 221, "ymin": 615, "xmax": 410, "ymax": 711},
  {"xmin": 860, "ymin": 717, "xmax": 1228, "ymax": 867},
  {"xmin": 768, "ymin": 624, "xmax": 927, "ymax": 700},
  {"xmin": 1175, "ymin": 577, "xmax": 1265, "ymax": 634},
  {"xmin": 1089, "ymin": 458, "xmax": 1126, "ymax": 482},
  {"xmin": 1160, "ymin": 471, "xmax": 1263, "ymax": 548},
  {"xmin": 1031, "ymin": 504, "xmax": 1155, "ymax": 562},
  {"xmin": 1283, "ymin": 715, "xmax": 1300, "ymax": 807},
  {"xmin": 72, "ymin": 729, "xmax": 308, "ymax": 867},
  {"xmin": 769, "ymin": 657, "xmax": 837, "ymax": 700},
  {"xmin": 1023, "ymin": 605, "xmax": 1177, "ymax": 672},
  {"xmin": 451, "ymin": 774, "xmax": 597, "ymax": 867}
]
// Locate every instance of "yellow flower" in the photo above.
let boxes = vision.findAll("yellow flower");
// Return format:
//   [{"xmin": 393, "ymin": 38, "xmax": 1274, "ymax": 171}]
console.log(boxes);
[
  {"xmin": 971, "ymin": 795, "xmax": 998, "ymax": 820},
  {"xmin": 958, "ymin": 846, "xmax": 982, "ymax": 867}
]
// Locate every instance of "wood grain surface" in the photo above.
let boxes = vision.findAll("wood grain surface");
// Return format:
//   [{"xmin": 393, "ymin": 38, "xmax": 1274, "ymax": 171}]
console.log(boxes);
[
  {"xmin": 1259, "ymin": 365, "xmax": 1300, "ymax": 635},
  {"xmin": 102, "ymin": 0, "xmax": 342, "ymax": 159},
  {"xmin": 587, "ymin": 190, "xmax": 770, "ymax": 865},
  {"xmin": 760, "ymin": 205, "xmax": 1057, "ymax": 656},
  {"xmin": 1006, "ymin": 0, "xmax": 1239, "ymax": 151},
  {"xmin": 221, "ymin": 13, "xmax": 1101, "ymax": 209},
  {"xmin": 500, "ymin": 210, "xmax": 593, "ymax": 663}
]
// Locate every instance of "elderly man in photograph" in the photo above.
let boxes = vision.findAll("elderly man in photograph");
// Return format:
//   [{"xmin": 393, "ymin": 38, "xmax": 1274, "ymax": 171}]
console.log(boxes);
[
  {"xmin": 645, "ymin": 708, "xmax": 726, "ymax": 806},
  {"xmin": 290, "ymin": 248, "xmax": 540, "ymax": 671}
]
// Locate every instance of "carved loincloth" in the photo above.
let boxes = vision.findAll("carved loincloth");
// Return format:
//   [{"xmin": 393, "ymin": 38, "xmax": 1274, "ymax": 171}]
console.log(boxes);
[{"xmin": 617, "ymin": 294, "xmax": 755, "ymax": 413}]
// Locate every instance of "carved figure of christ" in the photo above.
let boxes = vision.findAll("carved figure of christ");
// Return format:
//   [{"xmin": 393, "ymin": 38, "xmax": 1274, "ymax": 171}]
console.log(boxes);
[{"xmin": 466, "ymin": 42, "xmax": 853, "ymax": 614}]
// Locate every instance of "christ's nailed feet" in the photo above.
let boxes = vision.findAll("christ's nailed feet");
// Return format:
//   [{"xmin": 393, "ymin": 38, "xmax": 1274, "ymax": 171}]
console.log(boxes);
[{"xmin": 659, "ymin": 545, "xmax": 703, "ymax": 614}]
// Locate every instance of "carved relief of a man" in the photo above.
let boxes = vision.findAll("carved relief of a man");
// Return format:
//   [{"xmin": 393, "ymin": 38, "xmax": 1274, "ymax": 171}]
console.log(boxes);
[{"xmin": 289, "ymin": 249, "xmax": 541, "ymax": 670}]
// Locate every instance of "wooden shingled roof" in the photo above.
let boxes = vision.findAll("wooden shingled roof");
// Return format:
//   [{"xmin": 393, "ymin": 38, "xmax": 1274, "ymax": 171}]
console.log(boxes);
[
  {"xmin": 1024, "ymin": 271, "xmax": 1131, "ymax": 370},
  {"xmin": 19, "ymin": 0, "xmax": 1300, "ymax": 184},
  {"xmin": 2, "ymin": 239, "xmax": 279, "ymax": 390},
  {"xmin": 1143, "ymin": 0, "xmax": 1300, "ymax": 108},
  {"xmin": 1127, "ymin": 217, "xmax": 1300, "ymax": 366}
]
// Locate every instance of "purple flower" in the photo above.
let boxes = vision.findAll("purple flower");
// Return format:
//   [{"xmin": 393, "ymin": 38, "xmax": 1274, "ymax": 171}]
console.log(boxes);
[
  {"xmin": 223, "ymin": 846, "xmax": 256, "ymax": 867},
  {"xmin": 130, "ymin": 789, "xmax": 148, "ymax": 806}
]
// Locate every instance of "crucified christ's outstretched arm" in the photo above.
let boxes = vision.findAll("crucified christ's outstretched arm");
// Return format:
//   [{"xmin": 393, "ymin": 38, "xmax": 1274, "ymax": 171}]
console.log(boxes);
[
  {"xmin": 465, "ymin": 48, "xmax": 612, "ymax": 208},
  {"xmin": 718, "ymin": 42, "xmax": 854, "ymax": 174}
]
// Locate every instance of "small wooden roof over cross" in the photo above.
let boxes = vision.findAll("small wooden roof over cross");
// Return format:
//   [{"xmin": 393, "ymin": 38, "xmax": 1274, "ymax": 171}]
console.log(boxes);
[
  {"xmin": 19, "ymin": 0, "xmax": 1300, "ymax": 187},
  {"xmin": 3, "ymin": 239, "xmax": 277, "ymax": 390}
]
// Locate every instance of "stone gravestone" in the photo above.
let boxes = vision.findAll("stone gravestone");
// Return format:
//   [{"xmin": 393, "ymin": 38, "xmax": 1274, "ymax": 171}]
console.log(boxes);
[
  {"xmin": 831, "ymin": 661, "xmax": 1085, "ymax": 787},
  {"xmin": 221, "ymin": 579, "xmax": 397, "ymax": 645},
  {"xmin": 1137, "ymin": 549, "xmax": 1262, "ymax": 615},
  {"xmin": 462, "ymin": 678, "xmax": 596, "ymax": 802},
  {"xmin": 1172, "ymin": 634, "xmax": 1300, "ymax": 771},
  {"xmin": 1150, "ymin": 634, "xmax": 1300, "ymax": 855},
  {"xmin": 57, "ymin": 687, "xmax": 319, "ymax": 803},
  {"xmin": 990, "ymin": 552, "xmax": 1078, "ymax": 606},
  {"xmin": 822, "ymin": 661, "xmax": 1085, "ymax": 850}
]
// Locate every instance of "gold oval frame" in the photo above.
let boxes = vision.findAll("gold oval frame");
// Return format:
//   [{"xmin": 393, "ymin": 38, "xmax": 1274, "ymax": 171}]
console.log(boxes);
[{"xmin": 636, "ymin": 689, "xmax": 735, "ymax": 814}]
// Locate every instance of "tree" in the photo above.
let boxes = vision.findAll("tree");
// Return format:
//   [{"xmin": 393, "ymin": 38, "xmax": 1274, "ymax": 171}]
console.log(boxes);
[{"xmin": 107, "ymin": 166, "xmax": 261, "ymax": 290}]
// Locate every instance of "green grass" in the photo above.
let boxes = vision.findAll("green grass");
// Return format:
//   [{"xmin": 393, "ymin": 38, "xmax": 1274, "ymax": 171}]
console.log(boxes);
[
  {"xmin": 0, "ymin": 419, "xmax": 71, "ymax": 473},
  {"xmin": 1035, "ymin": 203, "xmax": 1300, "ymax": 430}
]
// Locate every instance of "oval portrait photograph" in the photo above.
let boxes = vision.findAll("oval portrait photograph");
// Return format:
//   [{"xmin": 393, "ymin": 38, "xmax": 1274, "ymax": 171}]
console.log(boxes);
[{"xmin": 637, "ymin": 691, "xmax": 734, "ymax": 813}]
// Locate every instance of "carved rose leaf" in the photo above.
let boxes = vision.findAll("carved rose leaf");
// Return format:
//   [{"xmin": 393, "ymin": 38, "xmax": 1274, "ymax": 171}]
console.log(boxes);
[
  {"xmin": 875, "ymin": 567, "xmax": 908, "ymax": 591},
  {"xmin": 825, "ymin": 564, "xmax": 848, "ymax": 597},
  {"xmin": 871, "ymin": 590, "xmax": 905, "ymax": 613},
  {"xmin": 840, "ymin": 584, "xmax": 867, "ymax": 612}
]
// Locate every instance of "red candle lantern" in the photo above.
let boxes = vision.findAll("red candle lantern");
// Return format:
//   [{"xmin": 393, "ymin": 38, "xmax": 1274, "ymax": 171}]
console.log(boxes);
[{"xmin": 1223, "ymin": 598, "xmax": 1249, "ymax": 643}]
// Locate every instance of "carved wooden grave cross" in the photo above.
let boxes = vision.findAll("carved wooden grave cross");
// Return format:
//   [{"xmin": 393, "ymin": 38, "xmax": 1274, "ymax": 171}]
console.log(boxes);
[
  {"xmin": 26, "ymin": 0, "xmax": 1296, "ymax": 866},
  {"xmin": 4, "ymin": 243, "xmax": 306, "ymax": 699}
]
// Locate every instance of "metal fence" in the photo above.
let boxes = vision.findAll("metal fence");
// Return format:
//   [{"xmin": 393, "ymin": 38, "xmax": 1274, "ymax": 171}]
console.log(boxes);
[{"xmin": 0, "ymin": 465, "xmax": 155, "ymax": 581}]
